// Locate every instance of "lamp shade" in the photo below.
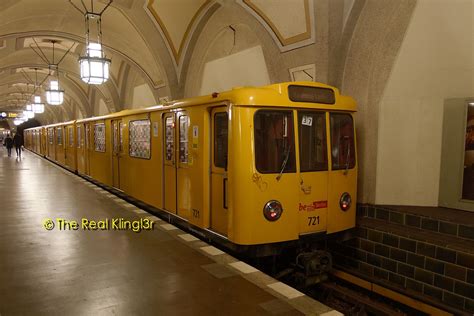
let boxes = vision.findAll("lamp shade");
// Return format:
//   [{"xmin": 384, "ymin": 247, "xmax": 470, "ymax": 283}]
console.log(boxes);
[
  {"xmin": 23, "ymin": 110, "xmax": 34, "ymax": 119},
  {"xmin": 79, "ymin": 43, "xmax": 110, "ymax": 85},
  {"xmin": 32, "ymin": 103, "xmax": 45, "ymax": 114},
  {"xmin": 46, "ymin": 81, "xmax": 64, "ymax": 105}
]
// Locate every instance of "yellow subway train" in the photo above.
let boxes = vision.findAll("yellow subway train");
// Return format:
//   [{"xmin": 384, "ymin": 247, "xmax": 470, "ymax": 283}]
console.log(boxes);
[{"xmin": 25, "ymin": 82, "xmax": 357, "ymax": 261}]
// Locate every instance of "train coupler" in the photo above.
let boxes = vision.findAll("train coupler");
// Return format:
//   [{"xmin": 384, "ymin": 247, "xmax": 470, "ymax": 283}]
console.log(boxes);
[{"xmin": 294, "ymin": 250, "xmax": 332, "ymax": 287}]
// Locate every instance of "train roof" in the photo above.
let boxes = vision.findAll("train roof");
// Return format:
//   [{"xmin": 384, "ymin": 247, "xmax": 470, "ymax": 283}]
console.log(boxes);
[{"xmin": 27, "ymin": 81, "xmax": 356, "ymax": 129}]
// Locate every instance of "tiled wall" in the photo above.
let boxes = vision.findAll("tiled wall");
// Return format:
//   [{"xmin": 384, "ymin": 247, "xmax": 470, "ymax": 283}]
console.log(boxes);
[{"xmin": 332, "ymin": 205, "xmax": 474, "ymax": 313}]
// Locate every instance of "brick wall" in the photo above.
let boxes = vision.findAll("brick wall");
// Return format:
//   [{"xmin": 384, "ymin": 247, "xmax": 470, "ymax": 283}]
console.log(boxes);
[{"xmin": 332, "ymin": 205, "xmax": 474, "ymax": 314}]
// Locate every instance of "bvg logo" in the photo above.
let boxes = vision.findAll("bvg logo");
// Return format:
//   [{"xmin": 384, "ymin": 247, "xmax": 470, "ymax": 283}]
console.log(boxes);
[{"xmin": 43, "ymin": 219, "xmax": 55, "ymax": 231}]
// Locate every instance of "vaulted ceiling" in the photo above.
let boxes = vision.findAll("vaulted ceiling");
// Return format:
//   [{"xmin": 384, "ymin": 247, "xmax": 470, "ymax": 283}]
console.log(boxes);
[{"xmin": 0, "ymin": 0, "xmax": 320, "ymax": 127}]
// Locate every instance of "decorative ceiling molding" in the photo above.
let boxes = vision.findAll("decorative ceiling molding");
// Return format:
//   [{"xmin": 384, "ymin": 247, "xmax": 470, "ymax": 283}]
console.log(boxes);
[
  {"xmin": 145, "ymin": 0, "xmax": 213, "ymax": 66},
  {"xmin": 238, "ymin": 0, "xmax": 315, "ymax": 52}
]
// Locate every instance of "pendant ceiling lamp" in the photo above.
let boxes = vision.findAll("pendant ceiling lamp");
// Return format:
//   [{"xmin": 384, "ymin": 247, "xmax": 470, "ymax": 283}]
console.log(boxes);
[
  {"xmin": 32, "ymin": 96, "xmax": 45, "ymax": 113},
  {"xmin": 28, "ymin": 38, "xmax": 74, "ymax": 108},
  {"xmin": 45, "ymin": 41, "xmax": 65, "ymax": 105},
  {"xmin": 70, "ymin": 0, "xmax": 113, "ymax": 85}
]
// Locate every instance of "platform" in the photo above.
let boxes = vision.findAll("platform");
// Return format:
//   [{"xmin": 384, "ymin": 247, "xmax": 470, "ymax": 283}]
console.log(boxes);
[{"xmin": 0, "ymin": 148, "xmax": 336, "ymax": 315}]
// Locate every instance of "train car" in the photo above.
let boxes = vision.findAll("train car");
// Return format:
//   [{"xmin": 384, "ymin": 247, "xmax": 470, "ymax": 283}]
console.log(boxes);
[{"xmin": 25, "ymin": 82, "xmax": 357, "ymax": 281}]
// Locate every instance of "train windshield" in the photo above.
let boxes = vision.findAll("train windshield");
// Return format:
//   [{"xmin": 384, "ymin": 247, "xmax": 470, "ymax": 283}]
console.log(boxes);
[
  {"xmin": 330, "ymin": 113, "xmax": 355, "ymax": 170},
  {"xmin": 254, "ymin": 110, "xmax": 296, "ymax": 174}
]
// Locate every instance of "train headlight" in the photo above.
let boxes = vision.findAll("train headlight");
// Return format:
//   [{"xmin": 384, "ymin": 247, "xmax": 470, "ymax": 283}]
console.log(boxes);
[
  {"xmin": 339, "ymin": 192, "xmax": 352, "ymax": 211},
  {"xmin": 263, "ymin": 200, "xmax": 283, "ymax": 221}
]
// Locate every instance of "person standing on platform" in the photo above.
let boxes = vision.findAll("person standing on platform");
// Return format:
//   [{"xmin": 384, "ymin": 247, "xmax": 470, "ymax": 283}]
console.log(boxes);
[
  {"xmin": 13, "ymin": 132, "xmax": 22, "ymax": 158},
  {"xmin": 4, "ymin": 134, "xmax": 13, "ymax": 157}
]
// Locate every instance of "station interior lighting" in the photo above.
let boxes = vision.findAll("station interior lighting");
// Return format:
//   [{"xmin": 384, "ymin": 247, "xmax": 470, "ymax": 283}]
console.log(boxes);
[{"xmin": 45, "ymin": 81, "xmax": 63, "ymax": 106}]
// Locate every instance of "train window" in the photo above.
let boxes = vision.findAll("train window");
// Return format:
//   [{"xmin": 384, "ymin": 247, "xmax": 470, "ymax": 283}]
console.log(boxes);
[
  {"xmin": 77, "ymin": 126, "xmax": 81, "ymax": 148},
  {"xmin": 214, "ymin": 112, "xmax": 228, "ymax": 168},
  {"xmin": 165, "ymin": 117, "xmax": 174, "ymax": 161},
  {"xmin": 330, "ymin": 113, "xmax": 355, "ymax": 170},
  {"xmin": 254, "ymin": 110, "xmax": 296, "ymax": 174},
  {"xmin": 69, "ymin": 127, "xmax": 74, "ymax": 147},
  {"xmin": 179, "ymin": 115, "xmax": 189, "ymax": 163},
  {"xmin": 94, "ymin": 123, "xmax": 106, "ymax": 152},
  {"xmin": 288, "ymin": 85, "xmax": 335, "ymax": 104},
  {"xmin": 57, "ymin": 128, "xmax": 63, "ymax": 145},
  {"xmin": 48, "ymin": 128, "xmax": 53, "ymax": 144},
  {"xmin": 298, "ymin": 111, "xmax": 328, "ymax": 172},
  {"xmin": 129, "ymin": 120, "xmax": 151, "ymax": 159}
]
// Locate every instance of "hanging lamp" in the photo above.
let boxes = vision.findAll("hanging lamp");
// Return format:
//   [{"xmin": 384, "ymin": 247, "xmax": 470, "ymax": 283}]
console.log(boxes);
[{"xmin": 70, "ymin": 1, "xmax": 113, "ymax": 85}]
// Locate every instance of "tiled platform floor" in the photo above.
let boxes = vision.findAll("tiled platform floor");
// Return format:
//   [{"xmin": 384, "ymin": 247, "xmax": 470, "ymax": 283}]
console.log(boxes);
[{"xmin": 0, "ymin": 148, "xmax": 333, "ymax": 315}]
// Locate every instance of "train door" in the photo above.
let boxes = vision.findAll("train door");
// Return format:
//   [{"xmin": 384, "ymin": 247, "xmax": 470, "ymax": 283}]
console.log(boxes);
[
  {"xmin": 112, "ymin": 119, "xmax": 123, "ymax": 189},
  {"xmin": 327, "ymin": 113, "xmax": 357, "ymax": 233},
  {"xmin": 297, "ymin": 111, "xmax": 329, "ymax": 234},
  {"xmin": 177, "ymin": 111, "xmax": 192, "ymax": 219},
  {"xmin": 163, "ymin": 113, "xmax": 177, "ymax": 213},
  {"xmin": 210, "ymin": 107, "xmax": 228, "ymax": 236}
]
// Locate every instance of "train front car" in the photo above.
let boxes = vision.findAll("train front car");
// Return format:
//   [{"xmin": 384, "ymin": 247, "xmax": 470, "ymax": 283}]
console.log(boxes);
[{"xmin": 228, "ymin": 82, "xmax": 357, "ymax": 285}]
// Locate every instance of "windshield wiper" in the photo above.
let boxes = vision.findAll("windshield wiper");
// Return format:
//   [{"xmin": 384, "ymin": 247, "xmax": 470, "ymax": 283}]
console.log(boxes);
[
  {"xmin": 343, "ymin": 136, "xmax": 350, "ymax": 175},
  {"xmin": 276, "ymin": 144, "xmax": 291, "ymax": 181}
]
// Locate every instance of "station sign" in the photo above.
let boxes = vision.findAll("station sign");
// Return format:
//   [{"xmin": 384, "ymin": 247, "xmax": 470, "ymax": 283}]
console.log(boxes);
[{"xmin": 0, "ymin": 112, "xmax": 19, "ymax": 118}]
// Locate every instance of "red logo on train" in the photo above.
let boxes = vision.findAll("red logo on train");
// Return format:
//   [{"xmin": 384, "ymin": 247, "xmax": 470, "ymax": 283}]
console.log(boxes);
[{"xmin": 299, "ymin": 201, "xmax": 328, "ymax": 211}]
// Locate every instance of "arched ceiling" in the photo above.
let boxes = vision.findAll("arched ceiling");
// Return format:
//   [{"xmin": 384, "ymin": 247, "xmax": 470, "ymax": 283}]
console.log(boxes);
[
  {"xmin": 0, "ymin": 0, "xmax": 171, "ymax": 126},
  {"xmin": 0, "ymin": 0, "xmax": 318, "ymax": 127}
]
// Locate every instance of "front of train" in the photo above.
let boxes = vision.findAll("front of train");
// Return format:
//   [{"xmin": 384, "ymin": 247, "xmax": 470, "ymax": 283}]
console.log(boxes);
[{"xmin": 228, "ymin": 82, "xmax": 357, "ymax": 285}]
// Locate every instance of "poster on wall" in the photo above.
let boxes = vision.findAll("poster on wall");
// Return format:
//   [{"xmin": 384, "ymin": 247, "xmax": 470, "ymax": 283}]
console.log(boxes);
[{"xmin": 462, "ymin": 103, "xmax": 474, "ymax": 200}]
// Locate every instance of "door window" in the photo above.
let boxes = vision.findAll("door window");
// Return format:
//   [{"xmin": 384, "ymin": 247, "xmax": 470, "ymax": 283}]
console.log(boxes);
[
  {"xmin": 69, "ymin": 127, "xmax": 74, "ymax": 147},
  {"xmin": 179, "ymin": 115, "xmax": 189, "ymax": 163},
  {"xmin": 165, "ymin": 117, "xmax": 174, "ymax": 161},
  {"xmin": 298, "ymin": 111, "xmax": 327, "ymax": 172},
  {"xmin": 77, "ymin": 126, "xmax": 81, "ymax": 148},
  {"xmin": 214, "ymin": 112, "xmax": 228, "ymax": 168},
  {"xmin": 57, "ymin": 127, "xmax": 63, "ymax": 145}
]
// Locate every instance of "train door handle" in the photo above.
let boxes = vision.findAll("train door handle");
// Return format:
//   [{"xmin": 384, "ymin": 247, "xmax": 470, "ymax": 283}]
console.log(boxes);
[{"xmin": 223, "ymin": 178, "xmax": 228, "ymax": 209}]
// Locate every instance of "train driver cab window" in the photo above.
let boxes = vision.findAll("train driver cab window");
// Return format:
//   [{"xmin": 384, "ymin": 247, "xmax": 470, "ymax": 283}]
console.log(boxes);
[
  {"xmin": 298, "ymin": 112, "xmax": 328, "ymax": 172},
  {"xmin": 179, "ymin": 115, "xmax": 189, "ymax": 163},
  {"xmin": 254, "ymin": 110, "xmax": 296, "ymax": 174},
  {"xmin": 330, "ymin": 113, "xmax": 355, "ymax": 170},
  {"xmin": 57, "ymin": 128, "xmax": 63, "ymax": 145},
  {"xmin": 214, "ymin": 112, "xmax": 228, "ymax": 168}
]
